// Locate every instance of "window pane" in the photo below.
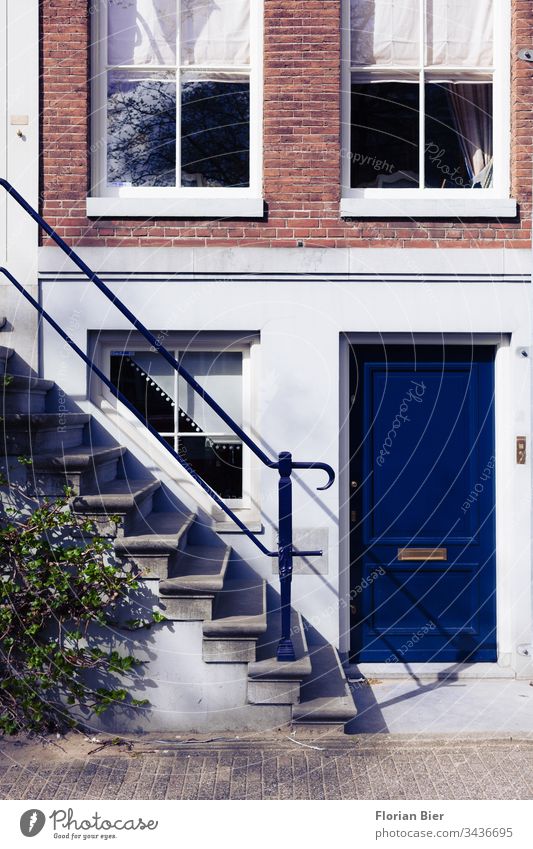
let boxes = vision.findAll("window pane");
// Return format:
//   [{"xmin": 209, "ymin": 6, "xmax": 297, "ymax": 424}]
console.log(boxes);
[
  {"xmin": 181, "ymin": 0, "xmax": 250, "ymax": 66},
  {"xmin": 427, "ymin": 0, "xmax": 493, "ymax": 67},
  {"xmin": 425, "ymin": 83, "xmax": 492, "ymax": 188},
  {"xmin": 178, "ymin": 351, "xmax": 242, "ymax": 433},
  {"xmin": 425, "ymin": 83, "xmax": 468, "ymax": 188},
  {"xmin": 108, "ymin": 0, "xmax": 177, "ymax": 66},
  {"xmin": 110, "ymin": 351, "xmax": 175, "ymax": 433},
  {"xmin": 178, "ymin": 437, "xmax": 242, "ymax": 499},
  {"xmin": 350, "ymin": 82, "xmax": 419, "ymax": 188},
  {"xmin": 350, "ymin": 0, "xmax": 420, "ymax": 67},
  {"xmin": 181, "ymin": 76, "xmax": 250, "ymax": 187},
  {"xmin": 107, "ymin": 71, "xmax": 176, "ymax": 187}
]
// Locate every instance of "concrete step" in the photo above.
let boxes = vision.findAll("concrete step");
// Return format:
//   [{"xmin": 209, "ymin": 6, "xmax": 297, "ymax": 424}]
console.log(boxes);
[
  {"xmin": 29, "ymin": 445, "xmax": 126, "ymax": 495},
  {"xmin": 202, "ymin": 578, "xmax": 267, "ymax": 664},
  {"xmin": 247, "ymin": 609, "xmax": 311, "ymax": 706},
  {"xmin": 1, "ymin": 374, "xmax": 55, "ymax": 413},
  {"xmin": 1, "ymin": 412, "xmax": 89, "ymax": 452},
  {"xmin": 114, "ymin": 510, "xmax": 195, "ymax": 578},
  {"xmin": 160, "ymin": 545, "xmax": 230, "ymax": 594},
  {"xmin": 292, "ymin": 644, "xmax": 357, "ymax": 727},
  {"xmin": 71, "ymin": 478, "xmax": 160, "ymax": 537},
  {"xmin": 204, "ymin": 579, "xmax": 267, "ymax": 637},
  {"xmin": 158, "ymin": 545, "xmax": 230, "ymax": 621}
]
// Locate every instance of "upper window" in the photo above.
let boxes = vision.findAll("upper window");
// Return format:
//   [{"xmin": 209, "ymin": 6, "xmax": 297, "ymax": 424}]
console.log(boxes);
[
  {"xmin": 90, "ymin": 1, "xmax": 262, "ymax": 213},
  {"xmin": 343, "ymin": 0, "xmax": 509, "ymax": 203}
]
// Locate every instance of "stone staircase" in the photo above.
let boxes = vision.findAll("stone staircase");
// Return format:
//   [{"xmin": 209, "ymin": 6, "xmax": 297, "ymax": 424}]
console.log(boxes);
[{"xmin": 0, "ymin": 341, "xmax": 356, "ymax": 732}]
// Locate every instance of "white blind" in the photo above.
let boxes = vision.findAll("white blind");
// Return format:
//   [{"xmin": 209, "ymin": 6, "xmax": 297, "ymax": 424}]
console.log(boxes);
[
  {"xmin": 180, "ymin": 0, "xmax": 250, "ymax": 66},
  {"xmin": 107, "ymin": 1, "xmax": 250, "ymax": 68},
  {"xmin": 350, "ymin": 0, "xmax": 421, "ymax": 66},
  {"xmin": 350, "ymin": 0, "xmax": 494, "ymax": 67},
  {"xmin": 427, "ymin": 0, "xmax": 493, "ymax": 67},
  {"xmin": 178, "ymin": 352, "xmax": 243, "ymax": 433},
  {"xmin": 108, "ymin": 0, "xmax": 177, "ymax": 66}
]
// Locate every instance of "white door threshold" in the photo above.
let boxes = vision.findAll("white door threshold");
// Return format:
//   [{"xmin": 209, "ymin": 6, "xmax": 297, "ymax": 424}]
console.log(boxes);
[{"xmin": 345, "ymin": 662, "xmax": 516, "ymax": 682}]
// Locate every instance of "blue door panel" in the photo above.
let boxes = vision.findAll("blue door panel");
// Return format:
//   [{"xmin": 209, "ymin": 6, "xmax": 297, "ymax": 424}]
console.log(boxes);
[
  {"xmin": 367, "ymin": 366, "xmax": 479, "ymax": 541},
  {"xmin": 350, "ymin": 345, "xmax": 496, "ymax": 663},
  {"xmin": 369, "ymin": 566, "xmax": 479, "ymax": 633}
]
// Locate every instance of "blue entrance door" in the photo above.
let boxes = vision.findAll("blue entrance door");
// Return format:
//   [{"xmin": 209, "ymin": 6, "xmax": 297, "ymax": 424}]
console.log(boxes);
[{"xmin": 350, "ymin": 345, "xmax": 496, "ymax": 662}]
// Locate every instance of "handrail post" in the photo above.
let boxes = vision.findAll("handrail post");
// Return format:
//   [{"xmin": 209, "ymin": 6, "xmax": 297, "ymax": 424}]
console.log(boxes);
[{"xmin": 277, "ymin": 451, "xmax": 296, "ymax": 661}]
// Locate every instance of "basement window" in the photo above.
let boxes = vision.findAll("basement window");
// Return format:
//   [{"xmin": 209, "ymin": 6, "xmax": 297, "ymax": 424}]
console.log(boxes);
[
  {"xmin": 88, "ymin": 0, "xmax": 263, "ymax": 217},
  {"xmin": 110, "ymin": 349, "xmax": 244, "ymax": 501}
]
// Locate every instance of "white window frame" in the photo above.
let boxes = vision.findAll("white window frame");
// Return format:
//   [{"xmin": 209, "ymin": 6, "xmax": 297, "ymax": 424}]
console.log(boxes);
[
  {"xmin": 97, "ymin": 333, "xmax": 255, "ymax": 510},
  {"xmin": 88, "ymin": 0, "xmax": 264, "ymax": 218},
  {"xmin": 340, "ymin": 0, "xmax": 515, "ymax": 218}
]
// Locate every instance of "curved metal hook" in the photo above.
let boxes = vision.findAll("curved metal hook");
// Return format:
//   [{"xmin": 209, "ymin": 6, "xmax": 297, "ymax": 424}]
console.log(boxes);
[{"xmin": 291, "ymin": 461, "xmax": 335, "ymax": 491}]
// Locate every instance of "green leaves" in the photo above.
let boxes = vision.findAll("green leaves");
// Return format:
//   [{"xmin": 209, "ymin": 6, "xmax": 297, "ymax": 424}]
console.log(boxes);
[
  {"xmin": 151, "ymin": 610, "xmax": 167, "ymax": 624},
  {"xmin": 0, "ymin": 482, "xmax": 150, "ymax": 735}
]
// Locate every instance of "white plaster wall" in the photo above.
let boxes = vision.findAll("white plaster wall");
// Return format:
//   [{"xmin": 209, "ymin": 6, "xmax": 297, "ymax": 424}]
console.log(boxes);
[
  {"xmin": 0, "ymin": 0, "xmax": 39, "ymax": 369},
  {"xmin": 39, "ymin": 247, "xmax": 533, "ymax": 673},
  {"xmin": 82, "ymin": 618, "xmax": 291, "ymax": 733}
]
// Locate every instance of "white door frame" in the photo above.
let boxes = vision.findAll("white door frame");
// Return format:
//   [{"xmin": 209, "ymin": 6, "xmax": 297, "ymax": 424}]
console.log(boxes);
[{"xmin": 339, "ymin": 332, "xmax": 531, "ymax": 677}]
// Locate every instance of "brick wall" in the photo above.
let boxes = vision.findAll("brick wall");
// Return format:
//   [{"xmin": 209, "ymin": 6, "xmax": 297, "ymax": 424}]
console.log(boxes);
[{"xmin": 40, "ymin": 0, "xmax": 533, "ymax": 249}]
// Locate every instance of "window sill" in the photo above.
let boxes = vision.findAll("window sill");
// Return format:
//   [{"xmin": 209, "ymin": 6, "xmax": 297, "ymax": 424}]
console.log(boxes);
[
  {"xmin": 214, "ymin": 518, "xmax": 263, "ymax": 534},
  {"xmin": 86, "ymin": 196, "xmax": 265, "ymax": 219},
  {"xmin": 340, "ymin": 197, "xmax": 517, "ymax": 219}
]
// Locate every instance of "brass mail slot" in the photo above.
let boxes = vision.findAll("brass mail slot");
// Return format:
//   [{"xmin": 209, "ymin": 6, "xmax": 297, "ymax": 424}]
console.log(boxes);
[{"xmin": 397, "ymin": 547, "xmax": 447, "ymax": 561}]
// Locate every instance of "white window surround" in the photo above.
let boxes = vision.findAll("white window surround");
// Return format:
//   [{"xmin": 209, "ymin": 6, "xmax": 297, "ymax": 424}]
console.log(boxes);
[
  {"xmin": 341, "ymin": 0, "xmax": 515, "ymax": 219},
  {"xmin": 88, "ymin": 1, "xmax": 264, "ymax": 219},
  {"xmin": 94, "ymin": 333, "xmax": 256, "ymax": 513}
]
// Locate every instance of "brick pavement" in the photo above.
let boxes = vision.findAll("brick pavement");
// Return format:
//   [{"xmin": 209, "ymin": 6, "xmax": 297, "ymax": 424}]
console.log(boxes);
[{"xmin": 0, "ymin": 735, "xmax": 532, "ymax": 800}]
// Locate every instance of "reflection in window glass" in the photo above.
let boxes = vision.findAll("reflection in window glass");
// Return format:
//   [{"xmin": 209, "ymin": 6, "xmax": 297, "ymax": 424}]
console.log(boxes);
[
  {"xmin": 180, "ymin": 0, "xmax": 250, "ymax": 66},
  {"xmin": 101, "ymin": 0, "xmax": 251, "ymax": 191},
  {"xmin": 107, "ymin": 0, "xmax": 177, "ymax": 66},
  {"xmin": 350, "ymin": 83, "xmax": 419, "ymax": 188},
  {"xmin": 181, "ymin": 77, "xmax": 250, "ymax": 188},
  {"xmin": 107, "ymin": 72, "xmax": 176, "ymax": 187}
]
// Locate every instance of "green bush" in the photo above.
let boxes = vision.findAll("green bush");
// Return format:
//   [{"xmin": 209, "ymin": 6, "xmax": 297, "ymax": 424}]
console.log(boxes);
[{"xmin": 0, "ymin": 478, "xmax": 153, "ymax": 735}]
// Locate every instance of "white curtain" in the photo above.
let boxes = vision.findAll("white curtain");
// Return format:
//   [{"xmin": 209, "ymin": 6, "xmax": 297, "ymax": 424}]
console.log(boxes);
[
  {"xmin": 108, "ymin": 0, "xmax": 177, "ymax": 66},
  {"xmin": 447, "ymin": 84, "xmax": 493, "ymax": 183},
  {"xmin": 178, "ymin": 352, "xmax": 243, "ymax": 433},
  {"xmin": 427, "ymin": 0, "xmax": 493, "ymax": 67},
  {"xmin": 350, "ymin": 0, "xmax": 493, "ymax": 67},
  {"xmin": 181, "ymin": 0, "xmax": 250, "ymax": 66},
  {"xmin": 107, "ymin": 0, "xmax": 250, "ymax": 68},
  {"xmin": 350, "ymin": 0, "xmax": 421, "ymax": 66}
]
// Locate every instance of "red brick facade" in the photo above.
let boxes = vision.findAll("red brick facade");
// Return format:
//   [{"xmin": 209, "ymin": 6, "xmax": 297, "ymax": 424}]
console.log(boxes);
[{"xmin": 41, "ymin": 0, "xmax": 533, "ymax": 249}]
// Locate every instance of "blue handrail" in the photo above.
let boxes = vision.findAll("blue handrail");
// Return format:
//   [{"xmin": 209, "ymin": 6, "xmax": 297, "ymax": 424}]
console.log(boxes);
[
  {"xmin": 0, "ymin": 178, "xmax": 335, "ymax": 661},
  {"xmin": 0, "ymin": 266, "xmax": 276, "ymax": 554}
]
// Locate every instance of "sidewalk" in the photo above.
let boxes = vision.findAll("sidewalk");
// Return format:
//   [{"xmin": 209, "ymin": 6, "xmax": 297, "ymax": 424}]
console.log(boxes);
[
  {"xmin": 1, "ymin": 732, "xmax": 532, "ymax": 800},
  {"xmin": 346, "ymin": 675, "xmax": 533, "ymax": 735}
]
